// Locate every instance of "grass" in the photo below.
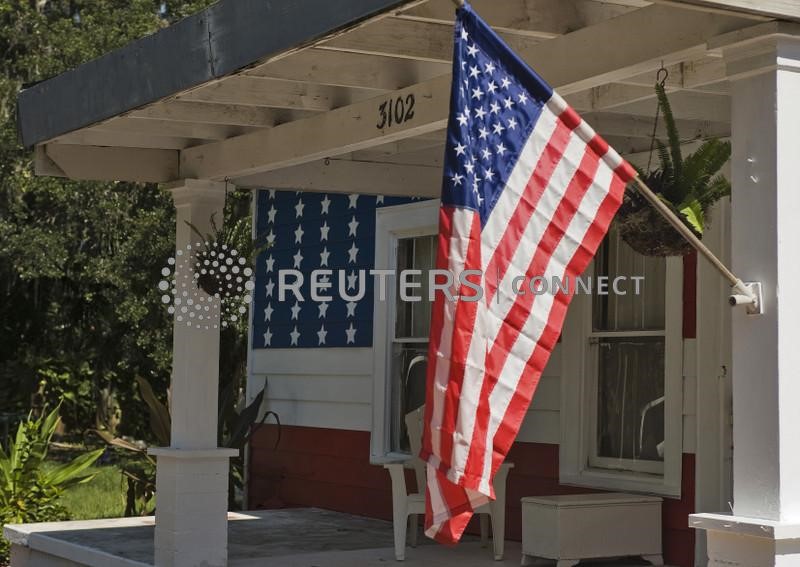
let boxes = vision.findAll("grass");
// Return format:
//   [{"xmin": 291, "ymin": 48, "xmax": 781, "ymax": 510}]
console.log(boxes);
[{"xmin": 57, "ymin": 464, "xmax": 128, "ymax": 520}]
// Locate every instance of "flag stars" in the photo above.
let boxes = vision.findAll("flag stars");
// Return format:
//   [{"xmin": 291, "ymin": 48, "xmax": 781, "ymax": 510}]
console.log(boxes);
[
  {"xmin": 346, "ymin": 271, "xmax": 358, "ymax": 290},
  {"xmin": 474, "ymin": 107, "xmax": 487, "ymax": 120},
  {"xmin": 464, "ymin": 160, "xmax": 476, "ymax": 175},
  {"xmin": 454, "ymin": 142, "xmax": 467, "ymax": 156},
  {"xmin": 266, "ymin": 229, "xmax": 276, "ymax": 245},
  {"xmin": 507, "ymin": 117, "xmax": 518, "ymax": 130},
  {"xmin": 484, "ymin": 61, "xmax": 495, "ymax": 75},
  {"xmin": 452, "ymin": 173, "xmax": 464, "ymax": 186},
  {"xmin": 264, "ymin": 303, "xmax": 274, "ymax": 321},
  {"xmin": 469, "ymin": 65, "xmax": 480, "ymax": 79},
  {"xmin": 290, "ymin": 302, "xmax": 301, "ymax": 320},
  {"xmin": 480, "ymin": 148, "xmax": 492, "ymax": 161},
  {"xmin": 348, "ymin": 242, "xmax": 359, "ymax": 264},
  {"xmin": 456, "ymin": 112, "xmax": 468, "ymax": 126},
  {"xmin": 292, "ymin": 249, "xmax": 303, "ymax": 269},
  {"xmin": 346, "ymin": 301, "xmax": 358, "ymax": 317},
  {"xmin": 348, "ymin": 194, "xmax": 359, "ymax": 209},
  {"xmin": 484, "ymin": 167, "xmax": 496, "ymax": 182},
  {"xmin": 320, "ymin": 247, "xmax": 330, "ymax": 267},
  {"xmin": 318, "ymin": 301, "xmax": 329, "ymax": 318},
  {"xmin": 492, "ymin": 122, "xmax": 505, "ymax": 135},
  {"xmin": 294, "ymin": 198, "xmax": 305, "ymax": 218},
  {"xmin": 294, "ymin": 225, "xmax": 304, "ymax": 244},
  {"xmin": 320, "ymin": 221, "xmax": 330, "ymax": 241},
  {"xmin": 460, "ymin": 28, "xmax": 469, "ymax": 41},
  {"xmin": 265, "ymin": 255, "xmax": 275, "ymax": 273},
  {"xmin": 348, "ymin": 216, "xmax": 359, "ymax": 237},
  {"xmin": 496, "ymin": 142, "xmax": 508, "ymax": 156},
  {"xmin": 289, "ymin": 326, "xmax": 300, "ymax": 346},
  {"xmin": 518, "ymin": 92, "xmax": 528, "ymax": 105},
  {"xmin": 500, "ymin": 77, "xmax": 511, "ymax": 89},
  {"xmin": 317, "ymin": 325, "xmax": 328, "ymax": 346},
  {"xmin": 489, "ymin": 101, "xmax": 501, "ymax": 115},
  {"xmin": 267, "ymin": 205, "xmax": 277, "ymax": 223},
  {"xmin": 263, "ymin": 329, "xmax": 272, "ymax": 346},
  {"xmin": 487, "ymin": 80, "xmax": 498, "ymax": 94},
  {"xmin": 345, "ymin": 323, "xmax": 357, "ymax": 344},
  {"xmin": 478, "ymin": 127, "xmax": 489, "ymax": 140},
  {"xmin": 503, "ymin": 97, "xmax": 515, "ymax": 109},
  {"xmin": 471, "ymin": 86, "xmax": 484, "ymax": 100},
  {"xmin": 265, "ymin": 280, "xmax": 275, "ymax": 298},
  {"xmin": 466, "ymin": 43, "xmax": 479, "ymax": 57},
  {"xmin": 321, "ymin": 195, "xmax": 331, "ymax": 215}
]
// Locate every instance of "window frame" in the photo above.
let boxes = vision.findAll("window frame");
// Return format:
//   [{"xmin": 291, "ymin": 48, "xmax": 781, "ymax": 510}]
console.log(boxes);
[
  {"xmin": 560, "ymin": 252, "xmax": 684, "ymax": 497},
  {"xmin": 370, "ymin": 200, "xmax": 440, "ymax": 463}
]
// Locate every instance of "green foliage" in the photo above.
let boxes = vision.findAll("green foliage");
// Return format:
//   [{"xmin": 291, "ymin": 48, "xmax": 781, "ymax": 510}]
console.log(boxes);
[
  {"xmin": 637, "ymin": 83, "xmax": 731, "ymax": 235},
  {"xmin": 0, "ymin": 0, "xmax": 222, "ymax": 439},
  {"xmin": 0, "ymin": 405, "xmax": 103, "ymax": 560},
  {"xmin": 55, "ymin": 464, "xmax": 126, "ymax": 520}
]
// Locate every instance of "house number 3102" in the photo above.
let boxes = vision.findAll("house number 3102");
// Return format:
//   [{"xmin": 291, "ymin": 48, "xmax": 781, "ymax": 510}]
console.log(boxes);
[{"xmin": 376, "ymin": 94, "xmax": 415, "ymax": 129}]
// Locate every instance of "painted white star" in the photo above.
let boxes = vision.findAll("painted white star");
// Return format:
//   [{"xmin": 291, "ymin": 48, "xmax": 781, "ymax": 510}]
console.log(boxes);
[
  {"xmin": 466, "ymin": 43, "xmax": 479, "ymax": 57},
  {"xmin": 481, "ymin": 148, "xmax": 492, "ymax": 161},
  {"xmin": 487, "ymin": 80, "xmax": 498, "ymax": 94},
  {"xmin": 348, "ymin": 242, "xmax": 359, "ymax": 263},
  {"xmin": 474, "ymin": 106, "xmax": 487, "ymax": 120},
  {"xmin": 456, "ymin": 112, "xmax": 468, "ymax": 126},
  {"xmin": 265, "ymin": 255, "xmax": 275, "ymax": 273},
  {"xmin": 484, "ymin": 167, "xmax": 496, "ymax": 181},
  {"xmin": 460, "ymin": 28, "xmax": 468, "ymax": 41},
  {"xmin": 263, "ymin": 328, "xmax": 272, "ymax": 346},
  {"xmin": 347, "ymin": 216, "xmax": 359, "ymax": 237},
  {"xmin": 477, "ymin": 193, "xmax": 484, "ymax": 206},
  {"xmin": 294, "ymin": 225, "xmax": 304, "ymax": 244},
  {"xmin": 346, "ymin": 301, "xmax": 358, "ymax": 317},
  {"xmin": 345, "ymin": 323, "xmax": 357, "ymax": 344},
  {"xmin": 266, "ymin": 229, "xmax": 276, "ymax": 245},
  {"xmin": 317, "ymin": 325, "xmax": 327, "ymax": 346},
  {"xmin": 469, "ymin": 65, "xmax": 480, "ymax": 79},
  {"xmin": 454, "ymin": 142, "xmax": 467, "ymax": 156},
  {"xmin": 518, "ymin": 92, "xmax": 528, "ymax": 105},
  {"xmin": 320, "ymin": 247, "xmax": 330, "ymax": 267},
  {"xmin": 508, "ymin": 117, "xmax": 518, "ymax": 130},
  {"xmin": 496, "ymin": 142, "xmax": 508, "ymax": 156},
  {"xmin": 348, "ymin": 194, "xmax": 359, "ymax": 209},
  {"xmin": 452, "ymin": 173, "xmax": 464, "ymax": 186},
  {"xmin": 347, "ymin": 271, "xmax": 358, "ymax": 290},
  {"xmin": 318, "ymin": 301, "xmax": 329, "ymax": 318},
  {"xmin": 268, "ymin": 189, "xmax": 276, "ymax": 199},
  {"xmin": 321, "ymin": 195, "xmax": 331, "ymax": 215},
  {"xmin": 267, "ymin": 205, "xmax": 277, "ymax": 223},
  {"xmin": 376, "ymin": 195, "xmax": 385, "ymax": 204},
  {"xmin": 265, "ymin": 280, "xmax": 275, "ymax": 297},
  {"xmin": 504, "ymin": 97, "xmax": 515, "ymax": 109},
  {"xmin": 493, "ymin": 122, "xmax": 506, "ymax": 135},
  {"xmin": 464, "ymin": 160, "xmax": 475, "ymax": 174},
  {"xmin": 471, "ymin": 86, "xmax": 484, "ymax": 100},
  {"xmin": 320, "ymin": 221, "xmax": 330, "ymax": 241},
  {"xmin": 290, "ymin": 302, "xmax": 301, "ymax": 320},
  {"xmin": 292, "ymin": 249, "xmax": 303, "ymax": 269},
  {"xmin": 490, "ymin": 101, "xmax": 501, "ymax": 115},
  {"xmin": 500, "ymin": 77, "xmax": 511, "ymax": 89},
  {"xmin": 295, "ymin": 198, "xmax": 305, "ymax": 218},
  {"xmin": 478, "ymin": 127, "xmax": 489, "ymax": 140},
  {"xmin": 264, "ymin": 303, "xmax": 274, "ymax": 321},
  {"xmin": 289, "ymin": 326, "xmax": 300, "ymax": 346},
  {"xmin": 484, "ymin": 62, "xmax": 495, "ymax": 75}
]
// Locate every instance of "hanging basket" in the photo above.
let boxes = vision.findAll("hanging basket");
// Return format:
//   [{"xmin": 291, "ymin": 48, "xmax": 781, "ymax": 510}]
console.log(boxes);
[{"xmin": 616, "ymin": 181, "xmax": 699, "ymax": 257}]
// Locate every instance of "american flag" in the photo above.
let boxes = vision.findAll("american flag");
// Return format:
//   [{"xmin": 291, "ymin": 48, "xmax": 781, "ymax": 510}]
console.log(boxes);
[
  {"xmin": 421, "ymin": 3, "xmax": 635, "ymax": 542},
  {"xmin": 253, "ymin": 190, "xmax": 413, "ymax": 349}
]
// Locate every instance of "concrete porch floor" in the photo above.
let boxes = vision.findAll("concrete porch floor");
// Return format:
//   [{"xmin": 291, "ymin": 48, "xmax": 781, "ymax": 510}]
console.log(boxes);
[{"xmin": 4, "ymin": 508, "xmax": 659, "ymax": 567}]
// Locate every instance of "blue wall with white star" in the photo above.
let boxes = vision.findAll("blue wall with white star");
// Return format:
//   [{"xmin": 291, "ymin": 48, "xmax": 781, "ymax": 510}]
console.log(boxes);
[{"xmin": 253, "ymin": 190, "xmax": 415, "ymax": 349}]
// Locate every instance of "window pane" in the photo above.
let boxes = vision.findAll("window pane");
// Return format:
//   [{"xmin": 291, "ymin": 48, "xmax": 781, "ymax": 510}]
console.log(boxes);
[
  {"xmin": 596, "ymin": 336, "xmax": 665, "ymax": 463},
  {"xmin": 395, "ymin": 235, "xmax": 437, "ymax": 339},
  {"xmin": 593, "ymin": 231, "xmax": 666, "ymax": 332},
  {"xmin": 390, "ymin": 342, "xmax": 428, "ymax": 453}
]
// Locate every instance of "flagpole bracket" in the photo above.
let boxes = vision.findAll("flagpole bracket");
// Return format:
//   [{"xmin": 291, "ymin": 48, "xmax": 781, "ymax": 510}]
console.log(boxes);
[{"xmin": 729, "ymin": 280, "xmax": 763, "ymax": 316}]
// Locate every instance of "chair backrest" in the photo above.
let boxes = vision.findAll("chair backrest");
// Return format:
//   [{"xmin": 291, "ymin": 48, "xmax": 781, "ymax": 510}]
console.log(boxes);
[{"xmin": 404, "ymin": 406, "xmax": 427, "ymax": 493}]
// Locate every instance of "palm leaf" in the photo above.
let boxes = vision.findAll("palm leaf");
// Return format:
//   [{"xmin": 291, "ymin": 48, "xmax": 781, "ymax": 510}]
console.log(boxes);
[
  {"xmin": 42, "ymin": 448, "xmax": 104, "ymax": 488},
  {"xmin": 655, "ymin": 82, "xmax": 683, "ymax": 184},
  {"xmin": 136, "ymin": 377, "xmax": 171, "ymax": 446}
]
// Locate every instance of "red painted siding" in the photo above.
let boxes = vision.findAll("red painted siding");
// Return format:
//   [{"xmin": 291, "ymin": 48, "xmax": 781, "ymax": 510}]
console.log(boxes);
[
  {"xmin": 683, "ymin": 251, "xmax": 697, "ymax": 339},
  {"xmin": 249, "ymin": 425, "xmax": 696, "ymax": 566}
]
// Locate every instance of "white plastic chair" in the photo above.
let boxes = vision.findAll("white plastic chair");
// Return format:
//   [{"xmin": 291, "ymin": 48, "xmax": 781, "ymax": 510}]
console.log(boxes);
[{"xmin": 384, "ymin": 406, "xmax": 513, "ymax": 561}]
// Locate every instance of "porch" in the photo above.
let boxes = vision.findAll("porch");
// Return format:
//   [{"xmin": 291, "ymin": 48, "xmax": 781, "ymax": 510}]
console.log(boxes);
[{"xmin": 5, "ymin": 507, "xmax": 581, "ymax": 567}]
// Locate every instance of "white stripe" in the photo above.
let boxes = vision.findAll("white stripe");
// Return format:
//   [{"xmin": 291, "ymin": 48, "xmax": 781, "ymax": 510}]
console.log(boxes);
[
  {"xmin": 477, "ymin": 156, "xmax": 617, "ymax": 493},
  {"xmin": 480, "ymin": 103, "xmax": 560, "ymax": 268}
]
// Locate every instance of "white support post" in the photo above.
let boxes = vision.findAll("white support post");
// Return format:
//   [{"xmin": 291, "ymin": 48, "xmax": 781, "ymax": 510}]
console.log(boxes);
[
  {"xmin": 690, "ymin": 24, "xmax": 800, "ymax": 567},
  {"xmin": 150, "ymin": 179, "xmax": 238, "ymax": 567}
]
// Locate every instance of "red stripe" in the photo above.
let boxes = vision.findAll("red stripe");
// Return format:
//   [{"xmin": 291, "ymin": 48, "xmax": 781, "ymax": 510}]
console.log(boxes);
[
  {"xmin": 492, "ymin": 170, "xmax": 627, "ymax": 463},
  {"xmin": 438, "ymin": 210, "xmax": 482, "ymax": 475},
  {"xmin": 421, "ymin": 207, "xmax": 455, "ymax": 460},
  {"xmin": 463, "ymin": 137, "xmax": 604, "ymax": 486},
  {"xmin": 484, "ymin": 112, "xmax": 576, "ymax": 304}
]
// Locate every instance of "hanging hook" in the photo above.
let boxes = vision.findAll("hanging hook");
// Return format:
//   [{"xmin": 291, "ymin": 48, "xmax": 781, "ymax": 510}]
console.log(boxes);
[{"xmin": 656, "ymin": 65, "xmax": 669, "ymax": 88}]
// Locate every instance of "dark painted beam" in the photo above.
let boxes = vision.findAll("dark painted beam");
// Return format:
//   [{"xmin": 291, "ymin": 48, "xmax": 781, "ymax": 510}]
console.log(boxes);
[{"xmin": 17, "ymin": 0, "xmax": 415, "ymax": 148}]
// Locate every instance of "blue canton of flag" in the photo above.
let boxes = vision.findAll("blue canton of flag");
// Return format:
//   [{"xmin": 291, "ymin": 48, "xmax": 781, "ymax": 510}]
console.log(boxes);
[{"xmin": 253, "ymin": 190, "xmax": 414, "ymax": 349}]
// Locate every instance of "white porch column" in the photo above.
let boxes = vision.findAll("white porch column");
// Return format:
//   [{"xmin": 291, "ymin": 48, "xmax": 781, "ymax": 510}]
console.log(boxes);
[
  {"xmin": 690, "ymin": 24, "xmax": 800, "ymax": 566},
  {"xmin": 150, "ymin": 179, "xmax": 238, "ymax": 567}
]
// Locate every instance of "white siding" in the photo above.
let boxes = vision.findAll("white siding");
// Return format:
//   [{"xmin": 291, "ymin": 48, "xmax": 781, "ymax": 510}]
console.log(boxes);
[{"xmin": 517, "ymin": 344, "xmax": 562, "ymax": 444}]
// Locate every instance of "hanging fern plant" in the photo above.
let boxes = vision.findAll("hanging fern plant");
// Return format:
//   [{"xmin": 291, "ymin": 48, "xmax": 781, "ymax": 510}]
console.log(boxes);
[{"xmin": 617, "ymin": 83, "xmax": 731, "ymax": 256}]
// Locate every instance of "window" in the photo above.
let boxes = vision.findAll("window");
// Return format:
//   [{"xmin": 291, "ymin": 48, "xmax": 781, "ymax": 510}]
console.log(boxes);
[
  {"xmin": 560, "ymin": 229, "xmax": 683, "ymax": 496},
  {"xmin": 371, "ymin": 201, "xmax": 439, "ymax": 461}
]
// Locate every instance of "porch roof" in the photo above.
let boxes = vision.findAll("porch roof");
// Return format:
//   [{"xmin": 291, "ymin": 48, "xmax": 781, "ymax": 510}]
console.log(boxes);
[{"xmin": 16, "ymin": 0, "xmax": 795, "ymax": 193}]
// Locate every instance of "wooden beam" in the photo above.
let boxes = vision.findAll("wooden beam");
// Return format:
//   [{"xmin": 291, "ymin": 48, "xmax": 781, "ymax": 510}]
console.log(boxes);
[
  {"xmin": 601, "ymin": 90, "xmax": 731, "ymax": 122},
  {"xmin": 45, "ymin": 144, "xmax": 178, "ymax": 183},
  {"xmin": 656, "ymin": 0, "xmax": 800, "ymax": 21},
  {"xmin": 129, "ymin": 101, "xmax": 276, "ymax": 127},
  {"xmin": 233, "ymin": 158, "xmax": 441, "ymax": 197},
  {"xmin": 53, "ymin": 129, "xmax": 199, "ymax": 150},
  {"xmin": 583, "ymin": 111, "xmax": 730, "ymax": 139},
  {"xmin": 566, "ymin": 84, "xmax": 660, "ymax": 112},
  {"xmin": 246, "ymin": 48, "xmax": 448, "ymax": 91},
  {"xmin": 178, "ymin": 76, "xmax": 365, "ymax": 111},
  {"xmin": 181, "ymin": 5, "xmax": 750, "ymax": 181},
  {"xmin": 92, "ymin": 117, "xmax": 256, "ymax": 141}
]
